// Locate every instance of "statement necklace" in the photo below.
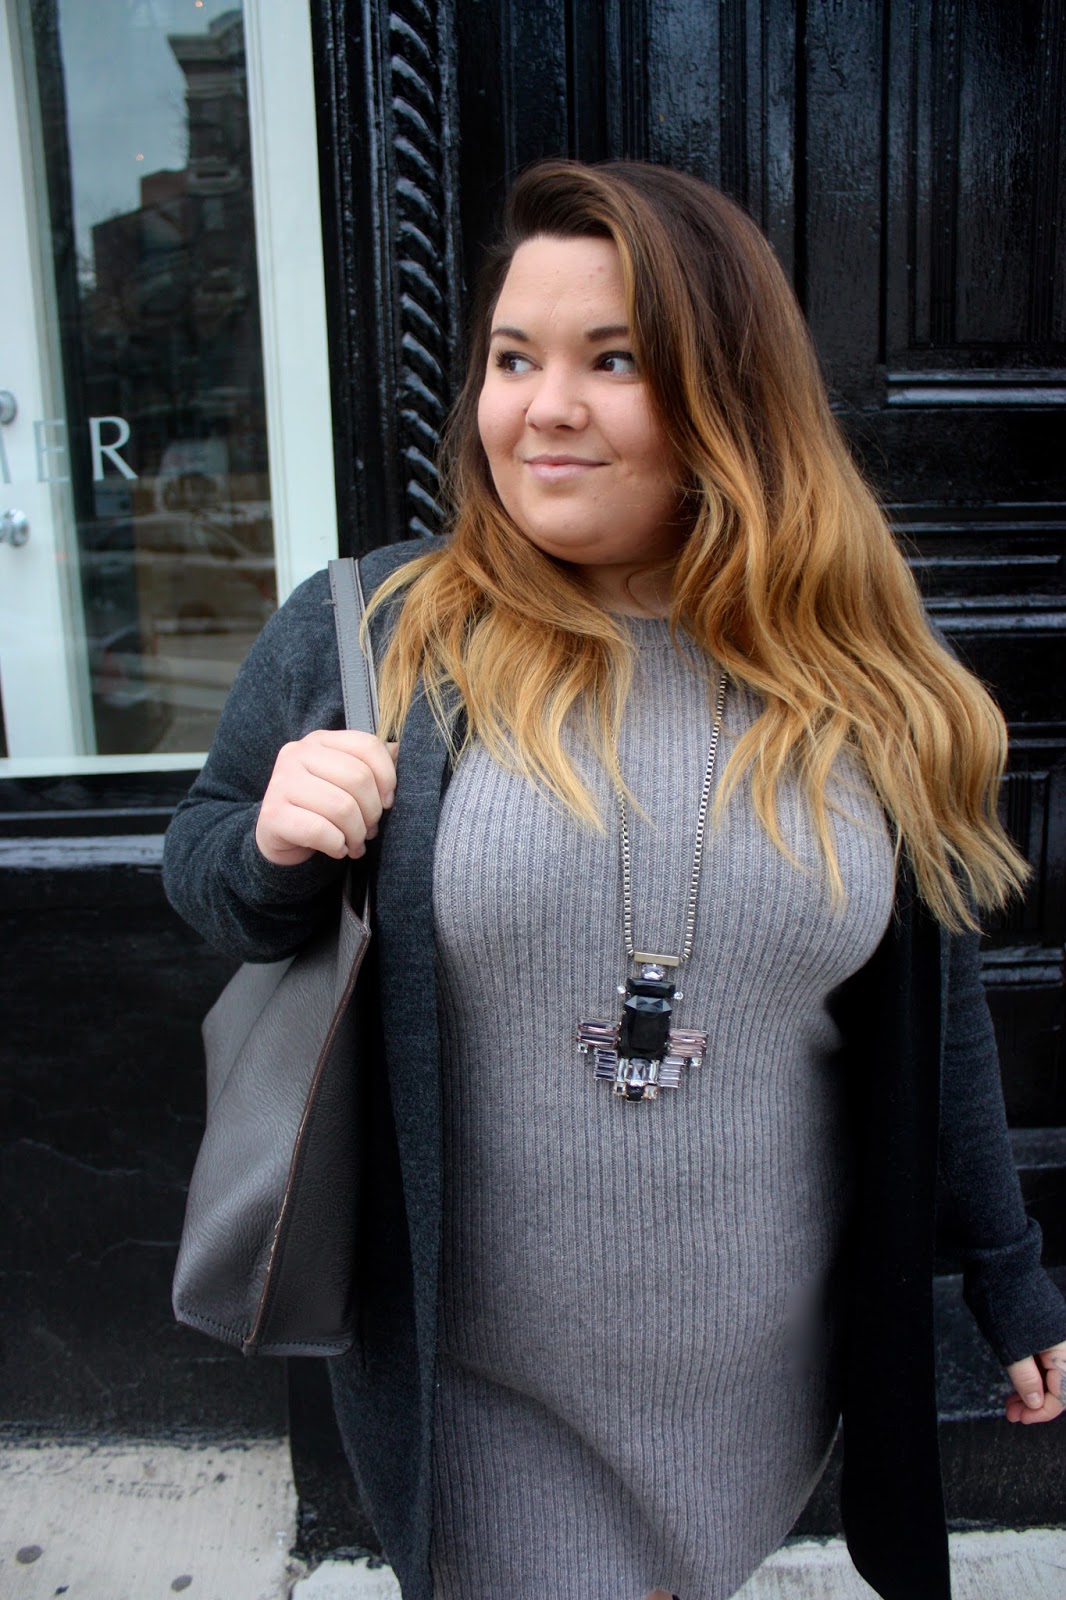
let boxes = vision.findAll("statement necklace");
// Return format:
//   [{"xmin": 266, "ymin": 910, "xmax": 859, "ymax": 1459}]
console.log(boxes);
[{"xmin": 576, "ymin": 669, "xmax": 728, "ymax": 1103}]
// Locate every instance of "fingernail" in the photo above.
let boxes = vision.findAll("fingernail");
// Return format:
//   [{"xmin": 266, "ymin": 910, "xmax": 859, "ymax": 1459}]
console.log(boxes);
[
  {"xmin": 1025, "ymin": 1390, "xmax": 1042, "ymax": 1408},
  {"xmin": 385, "ymin": 790, "xmax": 395, "ymax": 807}
]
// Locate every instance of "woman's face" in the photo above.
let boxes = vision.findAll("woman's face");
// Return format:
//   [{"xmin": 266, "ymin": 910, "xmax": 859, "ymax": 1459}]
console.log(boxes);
[{"xmin": 477, "ymin": 234, "xmax": 686, "ymax": 610}]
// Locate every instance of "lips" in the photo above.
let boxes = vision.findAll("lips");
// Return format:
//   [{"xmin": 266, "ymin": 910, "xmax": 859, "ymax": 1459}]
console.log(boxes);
[{"xmin": 523, "ymin": 454, "xmax": 606, "ymax": 482}]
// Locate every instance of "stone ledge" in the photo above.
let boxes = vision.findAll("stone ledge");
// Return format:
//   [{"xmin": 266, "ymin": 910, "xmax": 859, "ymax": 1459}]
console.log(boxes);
[{"xmin": 0, "ymin": 1440, "xmax": 301, "ymax": 1600}]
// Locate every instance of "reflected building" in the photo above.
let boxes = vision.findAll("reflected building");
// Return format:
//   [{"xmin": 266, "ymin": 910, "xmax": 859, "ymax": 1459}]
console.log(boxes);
[
  {"xmin": 85, "ymin": 9, "xmax": 269, "ymax": 518},
  {"xmin": 34, "ymin": 6, "xmax": 280, "ymax": 755}
]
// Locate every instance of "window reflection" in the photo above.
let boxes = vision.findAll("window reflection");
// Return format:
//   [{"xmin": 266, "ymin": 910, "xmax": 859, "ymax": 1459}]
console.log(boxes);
[{"xmin": 37, "ymin": 1, "xmax": 275, "ymax": 755}]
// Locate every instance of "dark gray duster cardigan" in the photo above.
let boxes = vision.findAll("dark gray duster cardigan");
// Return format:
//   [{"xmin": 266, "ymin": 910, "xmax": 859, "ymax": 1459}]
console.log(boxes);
[{"xmin": 163, "ymin": 540, "xmax": 1066, "ymax": 1600}]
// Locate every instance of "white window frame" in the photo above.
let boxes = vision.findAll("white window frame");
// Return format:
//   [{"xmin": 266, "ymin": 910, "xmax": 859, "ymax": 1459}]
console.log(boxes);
[{"xmin": 0, "ymin": 0, "xmax": 337, "ymax": 779}]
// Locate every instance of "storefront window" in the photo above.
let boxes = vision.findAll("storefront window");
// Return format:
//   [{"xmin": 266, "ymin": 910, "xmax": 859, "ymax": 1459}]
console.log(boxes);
[{"xmin": 1, "ymin": 1, "xmax": 333, "ymax": 771}]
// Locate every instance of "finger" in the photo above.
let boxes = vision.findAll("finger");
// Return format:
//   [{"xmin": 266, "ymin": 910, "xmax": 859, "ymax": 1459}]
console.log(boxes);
[
  {"xmin": 1006, "ymin": 1355, "xmax": 1045, "ymax": 1411},
  {"xmin": 285, "ymin": 771, "xmax": 378, "ymax": 855},
  {"xmin": 306, "ymin": 730, "xmax": 397, "ymax": 804},
  {"xmin": 259, "ymin": 734, "xmax": 395, "ymax": 863},
  {"xmin": 292, "ymin": 747, "xmax": 388, "ymax": 831},
  {"xmin": 1003, "ymin": 1387, "xmax": 1062, "ymax": 1425},
  {"xmin": 1013, "ymin": 1390, "xmax": 1063, "ymax": 1425},
  {"xmin": 264, "ymin": 774, "xmax": 374, "ymax": 859},
  {"xmin": 258, "ymin": 801, "xmax": 350, "ymax": 863},
  {"xmin": 274, "ymin": 738, "xmax": 394, "ymax": 833},
  {"xmin": 1039, "ymin": 1354, "xmax": 1065, "ymax": 1410}
]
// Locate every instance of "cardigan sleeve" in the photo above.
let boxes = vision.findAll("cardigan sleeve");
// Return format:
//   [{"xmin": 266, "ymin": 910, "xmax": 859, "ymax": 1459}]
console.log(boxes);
[
  {"xmin": 162, "ymin": 570, "xmax": 350, "ymax": 963},
  {"xmin": 937, "ymin": 928, "xmax": 1066, "ymax": 1365},
  {"xmin": 163, "ymin": 541, "xmax": 430, "ymax": 963}
]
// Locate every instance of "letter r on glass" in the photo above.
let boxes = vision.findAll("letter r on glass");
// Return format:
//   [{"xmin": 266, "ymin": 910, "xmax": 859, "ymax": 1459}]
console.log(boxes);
[{"xmin": 90, "ymin": 416, "xmax": 138, "ymax": 482}]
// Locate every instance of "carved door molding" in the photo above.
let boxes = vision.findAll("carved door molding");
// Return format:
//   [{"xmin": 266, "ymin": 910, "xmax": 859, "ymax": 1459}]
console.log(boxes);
[{"xmin": 314, "ymin": 0, "xmax": 464, "ymax": 544}]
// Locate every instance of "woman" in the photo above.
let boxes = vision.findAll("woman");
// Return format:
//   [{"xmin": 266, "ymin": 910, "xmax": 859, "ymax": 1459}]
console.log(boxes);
[{"xmin": 163, "ymin": 161, "xmax": 1066, "ymax": 1600}]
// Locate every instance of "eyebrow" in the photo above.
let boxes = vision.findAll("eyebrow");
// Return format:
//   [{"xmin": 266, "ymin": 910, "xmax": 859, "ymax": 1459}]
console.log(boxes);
[{"xmin": 488, "ymin": 323, "xmax": 631, "ymax": 342}]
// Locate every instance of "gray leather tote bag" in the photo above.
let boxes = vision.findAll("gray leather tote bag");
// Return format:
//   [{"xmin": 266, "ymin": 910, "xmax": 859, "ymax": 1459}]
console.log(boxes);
[{"xmin": 172, "ymin": 558, "xmax": 377, "ymax": 1356}]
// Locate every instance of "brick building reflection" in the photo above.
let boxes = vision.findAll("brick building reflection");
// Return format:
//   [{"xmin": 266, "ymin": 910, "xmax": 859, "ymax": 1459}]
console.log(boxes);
[
  {"xmin": 74, "ymin": 10, "xmax": 276, "ymax": 753},
  {"xmin": 87, "ymin": 10, "xmax": 269, "ymax": 519}
]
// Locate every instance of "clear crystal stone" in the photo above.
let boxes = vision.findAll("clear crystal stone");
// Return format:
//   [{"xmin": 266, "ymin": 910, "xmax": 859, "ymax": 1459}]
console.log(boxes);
[{"xmin": 640, "ymin": 962, "xmax": 666, "ymax": 980}]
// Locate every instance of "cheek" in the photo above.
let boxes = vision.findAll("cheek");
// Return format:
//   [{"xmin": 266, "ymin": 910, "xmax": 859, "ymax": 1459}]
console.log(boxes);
[
  {"xmin": 477, "ymin": 388, "xmax": 523, "ymax": 519},
  {"xmin": 624, "ymin": 425, "xmax": 681, "ymax": 502},
  {"xmin": 475, "ymin": 388, "xmax": 495, "ymax": 458},
  {"xmin": 477, "ymin": 384, "xmax": 516, "ymax": 468},
  {"xmin": 613, "ymin": 397, "xmax": 674, "ymax": 477},
  {"xmin": 642, "ymin": 427, "xmax": 682, "ymax": 502}
]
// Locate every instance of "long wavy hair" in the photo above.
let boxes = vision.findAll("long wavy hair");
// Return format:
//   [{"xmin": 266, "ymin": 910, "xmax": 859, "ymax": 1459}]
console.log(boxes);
[{"xmin": 367, "ymin": 159, "xmax": 1027, "ymax": 930}]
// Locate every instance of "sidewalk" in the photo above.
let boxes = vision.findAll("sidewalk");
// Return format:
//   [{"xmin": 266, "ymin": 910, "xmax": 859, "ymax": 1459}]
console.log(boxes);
[{"xmin": 3, "ymin": 1441, "xmax": 1064, "ymax": 1599}]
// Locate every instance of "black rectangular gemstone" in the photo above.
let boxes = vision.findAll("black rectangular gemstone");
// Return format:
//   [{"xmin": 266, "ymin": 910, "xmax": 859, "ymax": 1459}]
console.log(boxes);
[
  {"xmin": 628, "ymin": 977, "xmax": 675, "ymax": 1000},
  {"xmin": 619, "ymin": 995, "xmax": 672, "ymax": 1057}
]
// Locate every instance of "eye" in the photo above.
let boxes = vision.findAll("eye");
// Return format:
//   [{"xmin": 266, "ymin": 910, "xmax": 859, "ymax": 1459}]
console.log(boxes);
[
  {"xmin": 597, "ymin": 350, "xmax": 639, "ymax": 376},
  {"xmin": 493, "ymin": 349, "xmax": 535, "ymax": 375}
]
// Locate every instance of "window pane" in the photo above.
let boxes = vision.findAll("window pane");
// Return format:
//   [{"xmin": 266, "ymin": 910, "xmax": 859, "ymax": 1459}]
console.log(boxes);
[{"xmin": 20, "ymin": 0, "xmax": 277, "ymax": 757}]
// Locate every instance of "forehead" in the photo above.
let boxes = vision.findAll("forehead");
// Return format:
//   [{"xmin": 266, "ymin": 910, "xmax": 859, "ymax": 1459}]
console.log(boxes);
[{"xmin": 492, "ymin": 234, "xmax": 626, "ymax": 324}]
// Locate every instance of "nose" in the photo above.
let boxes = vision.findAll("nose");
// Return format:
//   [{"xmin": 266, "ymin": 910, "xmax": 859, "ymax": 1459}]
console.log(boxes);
[{"xmin": 524, "ymin": 361, "xmax": 587, "ymax": 430}]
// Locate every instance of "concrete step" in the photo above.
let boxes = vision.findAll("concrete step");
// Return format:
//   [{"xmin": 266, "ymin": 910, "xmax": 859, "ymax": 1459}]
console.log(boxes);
[{"xmin": 0, "ymin": 1440, "xmax": 300, "ymax": 1600}]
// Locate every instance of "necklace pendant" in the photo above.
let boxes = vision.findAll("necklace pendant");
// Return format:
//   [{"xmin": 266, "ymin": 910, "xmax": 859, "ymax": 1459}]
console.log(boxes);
[
  {"xmin": 577, "ymin": 962, "xmax": 708, "ymax": 1103},
  {"xmin": 586, "ymin": 670, "xmax": 725, "ymax": 1104}
]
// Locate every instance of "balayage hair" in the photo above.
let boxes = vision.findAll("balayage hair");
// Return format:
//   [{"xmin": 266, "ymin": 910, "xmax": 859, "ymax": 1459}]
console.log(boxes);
[{"xmin": 367, "ymin": 158, "xmax": 1027, "ymax": 931}]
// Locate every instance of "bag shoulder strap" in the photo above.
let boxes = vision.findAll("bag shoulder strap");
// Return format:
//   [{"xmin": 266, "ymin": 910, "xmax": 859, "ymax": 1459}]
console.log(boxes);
[{"xmin": 328, "ymin": 557, "xmax": 379, "ymax": 734}]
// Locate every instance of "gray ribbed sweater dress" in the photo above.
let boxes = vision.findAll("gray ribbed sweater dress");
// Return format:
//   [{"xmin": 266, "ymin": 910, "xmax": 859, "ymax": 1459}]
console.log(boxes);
[{"xmin": 429, "ymin": 619, "xmax": 895, "ymax": 1600}]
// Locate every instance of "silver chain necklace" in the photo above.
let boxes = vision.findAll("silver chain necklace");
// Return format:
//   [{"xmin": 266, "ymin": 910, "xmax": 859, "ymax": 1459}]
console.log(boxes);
[{"xmin": 577, "ymin": 669, "xmax": 729, "ymax": 1102}]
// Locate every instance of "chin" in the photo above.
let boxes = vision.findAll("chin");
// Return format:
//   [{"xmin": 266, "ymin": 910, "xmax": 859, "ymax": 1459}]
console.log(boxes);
[{"xmin": 518, "ymin": 531, "xmax": 597, "ymax": 564}]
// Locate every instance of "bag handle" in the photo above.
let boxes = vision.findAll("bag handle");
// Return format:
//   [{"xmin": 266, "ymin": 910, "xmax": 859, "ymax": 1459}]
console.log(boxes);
[{"xmin": 328, "ymin": 557, "xmax": 379, "ymax": 733}]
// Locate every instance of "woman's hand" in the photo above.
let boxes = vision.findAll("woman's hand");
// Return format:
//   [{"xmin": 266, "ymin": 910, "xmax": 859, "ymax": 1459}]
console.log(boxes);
[
  {"xmin": 1005, "ymin": 1340, "xmax": 1066, "ymax": 1424},
  {"xmin": 254, "ymin": 729, "xmax": 398, "ymax": 866}
]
